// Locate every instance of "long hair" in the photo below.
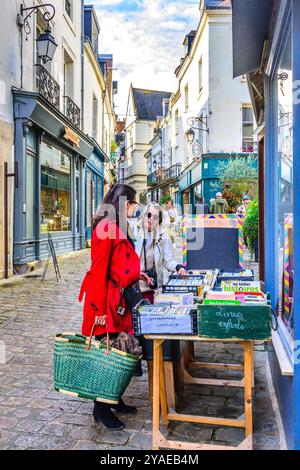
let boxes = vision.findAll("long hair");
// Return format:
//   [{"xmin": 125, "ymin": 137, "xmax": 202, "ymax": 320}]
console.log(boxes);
[{"xmin": 92, "ymin": 183, "xmax": 136, "ymax": 230}]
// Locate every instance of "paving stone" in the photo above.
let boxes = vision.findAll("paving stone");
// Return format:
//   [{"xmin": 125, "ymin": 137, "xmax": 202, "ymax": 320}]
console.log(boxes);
[
  {"xmin": 15, "ymin": 419, "xmax": 45, "ymax": 433},
  {"xmin": 42, "ymin": 436, "xmax": 74, "ymax": 450},
  {"xmin": 0, "ymin": 430, "xmax": 18, "ymax": 446},
  {"xmin": 128, "ymin": 432, "xmax": 152, "ymax": 449},
  {"xmin": 38, "ymin": 409, "xmax": 63, "ymax": 421},
  {"xmin": 51, "ymin": 401, "xmax": 82, "ymax": 413},
  {"xmin": 99, "ymin": 429, "xmax": 131, "ymax": 445},
  {"xmin": 0, "ymin": 417, "xmax": 19, "ymax": 430},
  {"xmin": 26, "ymin": 399, "xmax": 55, "ymax": 409},
  {"xmin": 73, "ymin": 441, "xmax": 103, "ymax": 450},
  {"xmin": 12, "ymin": 408, "xmax": 33, "ymax": 419},
  {"xmin": 68, "ymin": 425, "xmax": 100, "ymax": 441},
  {"xmin": 55, "ymin": 413, "xmax": 93, "ymax": 426},
  {"xmin": 215, "ymin": 427, "xmax": 245, "ymax": 443},
  {"xmin": 14, "ymin": 434, "xmax": 46, "ymax": 450},
  {"xmin": 40, "ymin": 423, "xmax": 70, "ymax": 437}
]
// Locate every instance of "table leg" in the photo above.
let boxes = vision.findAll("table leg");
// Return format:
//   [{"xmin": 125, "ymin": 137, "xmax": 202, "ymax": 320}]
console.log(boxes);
[
  {"xmin": 159, "ymin": 346, "xmax": 169, "ymax": 425},
  {"xmin": 243, "ymin": 341, "xmax": 253, "ymax": 444},
  {"xmin": 152, "ymin": 339, "xmax": 164, "ymax": 450}
]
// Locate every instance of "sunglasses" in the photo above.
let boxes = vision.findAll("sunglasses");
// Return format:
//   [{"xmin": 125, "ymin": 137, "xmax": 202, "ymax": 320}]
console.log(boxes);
[
  {"xmin": 146, "ymin": 213, "xmax": 159, "ymax": 221},
  {"xmin": 129, "ymin": 200, "xmax": 138, "ymax": 205}
]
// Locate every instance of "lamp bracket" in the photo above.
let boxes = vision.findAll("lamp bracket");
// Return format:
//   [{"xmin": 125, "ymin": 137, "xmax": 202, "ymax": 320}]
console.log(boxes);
[
  {"xmin": 187, "ymin": 116, "xmax": 209, "ymax": 133},
  {"xmin": 20, "ymin": 3, "xmax": 56, "ymax": 23}
]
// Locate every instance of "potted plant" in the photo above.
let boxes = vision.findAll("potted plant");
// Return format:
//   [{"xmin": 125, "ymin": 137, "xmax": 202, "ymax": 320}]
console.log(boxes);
[{"xmin": 243, "ymin": 199, "xmax": 259, "ymax": 261}]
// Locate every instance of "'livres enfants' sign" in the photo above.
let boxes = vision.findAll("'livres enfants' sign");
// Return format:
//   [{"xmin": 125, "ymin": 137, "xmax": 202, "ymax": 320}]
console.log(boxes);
[{"xmin": 197, "ymin": 305, "xmax": 272, "ymax": 340}]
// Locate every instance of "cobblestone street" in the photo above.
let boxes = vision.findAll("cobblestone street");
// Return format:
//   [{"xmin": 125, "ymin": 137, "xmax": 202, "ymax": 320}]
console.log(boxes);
[{"xmin": 0, "ymin": 250, "xmax": 283, "ymax": 450}]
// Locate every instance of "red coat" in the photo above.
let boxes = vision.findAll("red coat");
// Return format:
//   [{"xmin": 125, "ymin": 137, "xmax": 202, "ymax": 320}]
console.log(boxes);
[{"xmin": 79, "ymin": 220, "xmax": 140, "ymax": 337}]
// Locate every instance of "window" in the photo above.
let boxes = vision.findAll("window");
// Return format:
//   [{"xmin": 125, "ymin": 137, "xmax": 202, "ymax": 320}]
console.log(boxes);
[
  {"xmin": 242, "ymin": 105, "xmax": 254, "ymax": 152},
  {"xmin": 63, "ymin": 49, "xmax": 74, "ymax": 100},
  {"xmin": 175, "ymin": 109, "xmax": 179, "ymax": 135},
  {"xmin": 184, "ymin": 84, "xmax": 189, "ymax": 112},
  {"xmin": 199, "ymin": 57, "xmax": 203, "ymax": 93},
  {"xmin": 65, "ymin": 0, "xmax": 73, "ymax": 20},
  {"xmin": 92, "ymin": 95, "xmax": 98, "ymax": 139},
  {"xmin": 277, "ymin": 32, "xmax": 293, "ymax": 333},
  {"xmin": 40, "ymin": 142, "xmax": 71, "ymax": 233}
]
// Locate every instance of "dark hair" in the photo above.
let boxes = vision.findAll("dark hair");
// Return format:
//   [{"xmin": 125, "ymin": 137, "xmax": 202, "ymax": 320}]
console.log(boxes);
[
  {"xmin": 199, "ymin": 196, "xmax": 204, "ymax": 204},
  {"xmin": 92, "ymin": 183, "xmax": 136, "ymax": 229}
]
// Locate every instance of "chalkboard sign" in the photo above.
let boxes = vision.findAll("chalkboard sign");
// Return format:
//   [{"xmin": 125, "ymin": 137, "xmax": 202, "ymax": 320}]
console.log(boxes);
[
  {"xmin": 197, "ymin": 304, "xmax": 272, "ymax": 340},
  {"xmin": 182, "ymin": 215, "xmax": 243, "ymax": 271},
  {"xmin": 42, "ymin": 232, "xmax": 61, "ymax": 283}
]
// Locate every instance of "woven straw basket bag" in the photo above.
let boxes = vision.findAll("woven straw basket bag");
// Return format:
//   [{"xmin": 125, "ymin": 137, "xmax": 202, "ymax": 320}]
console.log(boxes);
[{"xmin": 54, "ymin": 324, "xmax": 141, "ymax": 404}]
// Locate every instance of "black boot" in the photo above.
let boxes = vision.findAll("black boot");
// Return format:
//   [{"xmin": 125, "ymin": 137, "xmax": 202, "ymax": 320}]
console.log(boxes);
[
  {"xmin": 114, "ymin": 398, "xmax": 137, "ymax": 414},
  {"xmin": 93, "ymin": 402, "xmax": 125, "ymax": 430},
  {"xmin": 133, "ymin": 361, "xmax": 143, "ymax": 377}
]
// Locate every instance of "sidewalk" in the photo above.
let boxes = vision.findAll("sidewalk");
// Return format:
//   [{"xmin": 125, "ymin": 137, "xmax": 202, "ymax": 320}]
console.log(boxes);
[{"xmin": 0, "ymin": 250, "xmax": 284, "ymax": 449}]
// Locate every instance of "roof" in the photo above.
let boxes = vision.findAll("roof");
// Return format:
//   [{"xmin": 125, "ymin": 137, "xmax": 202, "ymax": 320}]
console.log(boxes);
[
  {"xmin": 203, "ymin": 0, "xmax": 231, "ymax": 9},
  {"xmin": 232, "ymin": 0, "xmax": 274, "ymax": 77},
  {"xmin": 132, "ymin": 88, "xmax": 172, "ymax": 121}
]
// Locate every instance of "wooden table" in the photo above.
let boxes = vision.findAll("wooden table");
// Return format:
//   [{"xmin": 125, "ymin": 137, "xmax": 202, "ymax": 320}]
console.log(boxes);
[{"xmin": 145, "ymin": 335, "xmax": 254, "ymax": 451}]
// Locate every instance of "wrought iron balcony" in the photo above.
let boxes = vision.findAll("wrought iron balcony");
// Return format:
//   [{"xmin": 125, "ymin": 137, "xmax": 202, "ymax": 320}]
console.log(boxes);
[
  {"xmin": 36, "ymin": 65, "xmax": 60, "ymax": 110},
  {"xmin": 147, "ymin": 167, "xmax": 164, "ymax": 186},
  {"xmin": 164, "ymin": 163, "xmax": 181, "ymax": 181},
  {"xmin": 64, "ymin": 96, "xmax": 81, "ymax": 128}
]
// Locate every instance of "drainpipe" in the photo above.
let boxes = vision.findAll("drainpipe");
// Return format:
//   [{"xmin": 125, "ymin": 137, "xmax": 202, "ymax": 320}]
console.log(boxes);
[{"xmin": 81, "ymin": 0, "xmax": 84, "ymax": 130}]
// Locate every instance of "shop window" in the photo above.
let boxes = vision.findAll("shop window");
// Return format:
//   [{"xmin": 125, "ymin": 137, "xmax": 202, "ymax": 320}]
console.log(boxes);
[
  {"xmin": 40, "ymin": 142, "xmax": 71, "ymax": 233},
  {"xmin": 242, "ymin": 105, "xmax": 254, "ymax": 152},
  {"xmin": 277, "ymin": 32, "xmax": 293, "ymax": 333}
]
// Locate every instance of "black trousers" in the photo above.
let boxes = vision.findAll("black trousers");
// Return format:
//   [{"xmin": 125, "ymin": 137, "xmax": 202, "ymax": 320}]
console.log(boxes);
[{"xmin": 94, "ymin": 334, "xmax": 119, "ymax": 409}]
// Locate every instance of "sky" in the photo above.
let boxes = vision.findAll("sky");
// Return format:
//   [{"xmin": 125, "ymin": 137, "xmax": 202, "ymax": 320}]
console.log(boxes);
[{"xmin": 87, "ymin": 0, "xmax": 200, "ymax": 118}]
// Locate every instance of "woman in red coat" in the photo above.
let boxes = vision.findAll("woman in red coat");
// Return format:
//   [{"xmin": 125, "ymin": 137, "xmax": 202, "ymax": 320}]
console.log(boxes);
[{"xmin": 79, "ymin": 184, "xmax": 150, "ymax": 430}]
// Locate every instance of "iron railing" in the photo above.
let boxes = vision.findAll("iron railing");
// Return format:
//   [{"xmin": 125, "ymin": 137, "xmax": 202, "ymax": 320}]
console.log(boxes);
[
  {"xmin": 36, "ymin": 65, "xmax": 60, "ymax": 110},
  {"xmin": 164, "ymin": 163, "xmax": 181, "ymax": 180},
  {"xmin": 147, "ymin": 164, "xmax": 181, "ymax": 187},
  {"xmin": 147, "ymin": 167, "xmax": 164, "ymax": 186},
  {"xmin": 64, "ymin": 96, "xmax": 81, "ymax": 128}
]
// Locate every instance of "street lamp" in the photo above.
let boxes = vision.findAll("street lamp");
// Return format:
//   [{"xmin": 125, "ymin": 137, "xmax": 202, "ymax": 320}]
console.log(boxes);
[
  {"xmin": 186, "ymin": 128, "xmax": 195, "ymax": 145},
  {"xmin": 36, "ymin": 28, "xmax": 57, "ymax": 64}
]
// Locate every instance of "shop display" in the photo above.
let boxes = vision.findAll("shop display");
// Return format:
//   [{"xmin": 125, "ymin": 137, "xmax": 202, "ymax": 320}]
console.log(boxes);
[
  {"xmin": 132, "ymin": 304, "xmax": 197, "ymax": 335},
  {"xmin": 154, "ymin": 292, "xmax": 194, "ymax": 305}
]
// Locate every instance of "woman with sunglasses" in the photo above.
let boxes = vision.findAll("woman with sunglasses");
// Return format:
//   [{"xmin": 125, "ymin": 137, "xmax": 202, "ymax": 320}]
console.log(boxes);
[
  {"xmin": 135, "ymin": 202, "xmax": 187, "ymax": 303},
  {"xmin": 79, "ymin": 183, "xmax": 149, "ymax": 431}
]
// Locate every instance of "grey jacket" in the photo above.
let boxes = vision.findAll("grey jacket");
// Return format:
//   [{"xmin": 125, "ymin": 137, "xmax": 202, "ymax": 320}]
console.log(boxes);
[{"xmin": 135, "ymin": 228, "xmax": 180, "ymax": 287}]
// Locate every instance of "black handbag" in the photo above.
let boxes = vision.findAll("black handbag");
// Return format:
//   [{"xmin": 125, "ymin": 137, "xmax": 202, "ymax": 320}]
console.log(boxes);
[{"xmin": 122, "ymin": 283, "xmax": 144, "ymax": 312}]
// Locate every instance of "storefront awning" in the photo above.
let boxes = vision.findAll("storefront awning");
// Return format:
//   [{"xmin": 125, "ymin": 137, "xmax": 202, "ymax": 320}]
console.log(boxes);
[
  {"xmin": 232, "ymin": 0, "xmax": 274, "ymax": 78},
  {"xmin": 12, "ymin": 90, "xmax": 94, "ymax": 160}
]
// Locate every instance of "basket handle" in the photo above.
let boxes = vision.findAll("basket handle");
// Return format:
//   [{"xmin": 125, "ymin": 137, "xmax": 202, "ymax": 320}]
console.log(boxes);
[{"xmin": 86, "ymin": 323, "xmax": 110, "ymax": 355}]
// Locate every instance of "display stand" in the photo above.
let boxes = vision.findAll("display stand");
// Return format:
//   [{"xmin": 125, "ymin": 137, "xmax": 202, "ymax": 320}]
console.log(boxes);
[{"xmin": 146, "ymin": 335, "xmax": 254, "ymax": 451}]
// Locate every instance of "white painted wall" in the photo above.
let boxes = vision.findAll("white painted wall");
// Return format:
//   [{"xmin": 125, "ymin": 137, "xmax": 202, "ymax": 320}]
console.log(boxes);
[{"xmin": 169, "ymin": 9, "xmax": 253, "ymax": 171}]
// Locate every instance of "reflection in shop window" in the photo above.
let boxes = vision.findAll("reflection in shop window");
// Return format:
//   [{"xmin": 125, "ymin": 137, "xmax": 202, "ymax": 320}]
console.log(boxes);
[
  {"xmin": 40, "ymin": 142, "xmax": 71, "ymax": 233},
  {"xmin": 277, "ymin": 32, "xmax": 294, "ymax": 333}
]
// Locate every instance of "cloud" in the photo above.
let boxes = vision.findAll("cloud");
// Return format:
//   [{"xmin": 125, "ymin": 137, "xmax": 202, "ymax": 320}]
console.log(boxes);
[{"xmin": 87, "ymin": 0, "xmax": 200, "ymax": 116}]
